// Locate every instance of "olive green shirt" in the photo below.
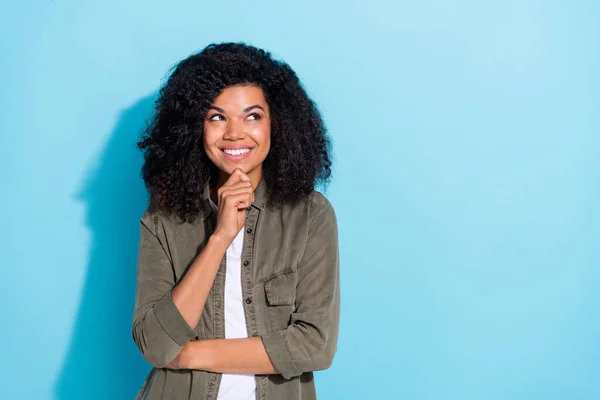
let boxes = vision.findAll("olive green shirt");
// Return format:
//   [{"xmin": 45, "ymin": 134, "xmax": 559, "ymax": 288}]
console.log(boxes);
[{"xmin": 132, "ymin": 178, "xmax": 341, "ymax": 399}]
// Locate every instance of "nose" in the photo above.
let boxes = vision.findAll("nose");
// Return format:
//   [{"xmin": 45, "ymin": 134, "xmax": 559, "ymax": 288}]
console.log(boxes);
[{"xmin": 223, "ymin": 118, "xmax": 247, "ymax": 140}]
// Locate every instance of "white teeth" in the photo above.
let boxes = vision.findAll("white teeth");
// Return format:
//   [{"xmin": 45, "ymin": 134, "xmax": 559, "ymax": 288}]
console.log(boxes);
[{"xmin": 224, "ymin": 148, "xmax": 251, "ymax": 156}]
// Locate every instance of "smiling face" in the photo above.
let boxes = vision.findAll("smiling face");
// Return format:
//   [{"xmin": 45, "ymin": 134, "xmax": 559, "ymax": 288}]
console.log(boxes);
[{"xmin": 203, "ymin": 84, "xmax": 271, "ymax": 188}]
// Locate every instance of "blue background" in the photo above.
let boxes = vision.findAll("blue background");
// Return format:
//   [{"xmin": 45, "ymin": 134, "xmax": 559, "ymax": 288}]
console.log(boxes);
[{"xmin": 1, "ymin": 1, "xmax": 598, "ymax": 399}]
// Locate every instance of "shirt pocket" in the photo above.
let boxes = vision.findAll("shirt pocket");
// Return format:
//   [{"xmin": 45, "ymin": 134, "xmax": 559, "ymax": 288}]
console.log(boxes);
[{"xmin": 264, "ymin": 270, "xmax": 298, "ymax": 332}]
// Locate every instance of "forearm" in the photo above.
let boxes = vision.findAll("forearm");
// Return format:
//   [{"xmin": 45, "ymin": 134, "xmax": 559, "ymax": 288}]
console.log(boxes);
[
  {"xmin": 184, "ymin": 337, "xmax": 278, "ymax": 375},
  {"xmin": 171, "ymin": 233, "xmax": 229, "ymax": 330}
]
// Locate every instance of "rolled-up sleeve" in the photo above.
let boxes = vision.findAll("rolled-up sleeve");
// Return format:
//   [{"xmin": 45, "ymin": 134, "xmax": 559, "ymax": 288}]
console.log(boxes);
[
  {"xmin": 261, "ymin": 193, "xmax": 341, "ymax": 379},
  {"xmin": 131, "ymin": 212, "xmax": 196, "ymax": 367}
]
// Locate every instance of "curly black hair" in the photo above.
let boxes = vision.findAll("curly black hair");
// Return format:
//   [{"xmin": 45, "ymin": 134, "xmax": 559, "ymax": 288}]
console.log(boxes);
[{"xmin": 137, "ymin": 42, "xmax": 332, "ymax": 222}]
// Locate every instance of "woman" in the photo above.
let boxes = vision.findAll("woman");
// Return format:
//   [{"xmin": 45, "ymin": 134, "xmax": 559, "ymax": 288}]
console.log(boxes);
[{"xmin": 132, "ymin": 42, "xmax": 340, "ymax": 400}]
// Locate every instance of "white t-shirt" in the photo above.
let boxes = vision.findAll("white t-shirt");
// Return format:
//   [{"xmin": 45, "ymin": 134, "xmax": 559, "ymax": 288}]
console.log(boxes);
[{"xmin": 209, "ymin": 198, "xmax": 257, "ymax": 400}]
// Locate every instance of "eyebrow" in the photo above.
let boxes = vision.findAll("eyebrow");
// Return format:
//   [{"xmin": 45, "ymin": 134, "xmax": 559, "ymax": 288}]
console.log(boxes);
[
  {"xmin": 208, "ymin": 105, "xmax": 266, "ymax": 113},
  {"xmin": 208, "ymin": 106, "xmax": 226, "ymax": 113},
  {"xmin": 243, "ymin": 105, "xmax": 265, "ymax": 113}
]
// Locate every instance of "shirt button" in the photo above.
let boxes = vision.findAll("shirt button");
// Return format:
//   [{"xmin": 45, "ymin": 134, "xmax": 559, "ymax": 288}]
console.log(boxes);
[
  {"xmin": 245, "ymin": 298, "xmax": 252, "ymax": 304},
  {"xmin": 246, "ymin": 228, "xmax": 253, "ymax": 234},
  {"xmin": 243, "ymin": 260, "xmax": 250, "ymax": 266}
]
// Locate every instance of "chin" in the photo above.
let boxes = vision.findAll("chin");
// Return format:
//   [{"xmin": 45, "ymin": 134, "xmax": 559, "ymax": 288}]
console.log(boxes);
[{"xmin": 222, "ymin": 163, "xmax": 250, "ymax": 175}]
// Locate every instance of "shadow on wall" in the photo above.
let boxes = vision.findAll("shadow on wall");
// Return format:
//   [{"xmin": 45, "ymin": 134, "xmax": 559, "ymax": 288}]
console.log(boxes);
[{"xmin": 55, "ymin": 93, "xmax": 158, "ymax": 400}]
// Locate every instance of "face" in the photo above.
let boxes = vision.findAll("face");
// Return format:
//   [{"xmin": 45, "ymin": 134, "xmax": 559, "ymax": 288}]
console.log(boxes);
[{"xmin": 203, "ymin": 84, "xmax": 271, "ymax": 184}]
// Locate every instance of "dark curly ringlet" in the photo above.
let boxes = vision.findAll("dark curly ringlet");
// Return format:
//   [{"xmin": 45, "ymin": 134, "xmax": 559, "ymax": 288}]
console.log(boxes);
[{"xmin": 137, "ymin": 42, "xmax": 332, "ymax": 222}]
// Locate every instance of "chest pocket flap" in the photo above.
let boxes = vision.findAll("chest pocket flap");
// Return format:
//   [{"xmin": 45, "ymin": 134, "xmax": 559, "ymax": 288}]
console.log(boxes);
[{"xmin": 264, "ymin": 271, "xmax": 297, "ymax": 306}]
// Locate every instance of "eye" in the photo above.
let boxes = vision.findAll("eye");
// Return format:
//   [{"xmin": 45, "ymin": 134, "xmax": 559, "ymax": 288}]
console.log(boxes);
[
  {"xmin": 247, "ymin": 113, "xmax": 262, "ymax": 121},
  {"xmin": 208, "ymin": 114, "xmax": 225, "ymax": 121}
]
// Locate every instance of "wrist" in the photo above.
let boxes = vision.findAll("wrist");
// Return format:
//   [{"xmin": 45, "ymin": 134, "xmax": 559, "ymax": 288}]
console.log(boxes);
[{"xmin": 209, "ymin": 231, "xmax": 232, "ymax": 250}]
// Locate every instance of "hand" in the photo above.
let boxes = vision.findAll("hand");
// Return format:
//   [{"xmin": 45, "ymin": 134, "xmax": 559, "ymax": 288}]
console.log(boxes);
[{"xmin": 212, "ymin": 169, "xmax": 255, "ymax": 243}]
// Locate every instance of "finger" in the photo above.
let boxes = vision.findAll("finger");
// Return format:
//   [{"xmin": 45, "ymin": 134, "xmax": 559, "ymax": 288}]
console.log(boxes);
[
  {"xmin": 217, "ymin": 181, "xmax": 252, "ymax": 199},
  {"xmin": 221, "ymin": 190, "xmax": 252, "ymax": 205},
  {"xmin": 218, "ymin": 180, "xmax": 252, "ymax": 193},
  {"xmin": 233, "ymin": 168, "xmax": 251, "ymax": 182},
  {"xmin": 222, "ymin": 192, "xmax": 253, "ymax": 209},
  {"xmin": 225, "ymin": 168, "xmax": 251, "ymax": 185},
  {"xmin": 219, "ymin": 186, "xmax": 254, "ymax": 202}
]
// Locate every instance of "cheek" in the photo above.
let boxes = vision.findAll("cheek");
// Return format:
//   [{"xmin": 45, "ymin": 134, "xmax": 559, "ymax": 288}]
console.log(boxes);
[
  {"xmin": 253, "ymin": 125, "xmax": 271, "ymax": 150},
  {"xmin": 202, "ymin": 125, "xmax": 218, "ymax": 150},
  {"xmin": 262, "ymin": 130, "xmax": 271, "ymax": 150}
]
